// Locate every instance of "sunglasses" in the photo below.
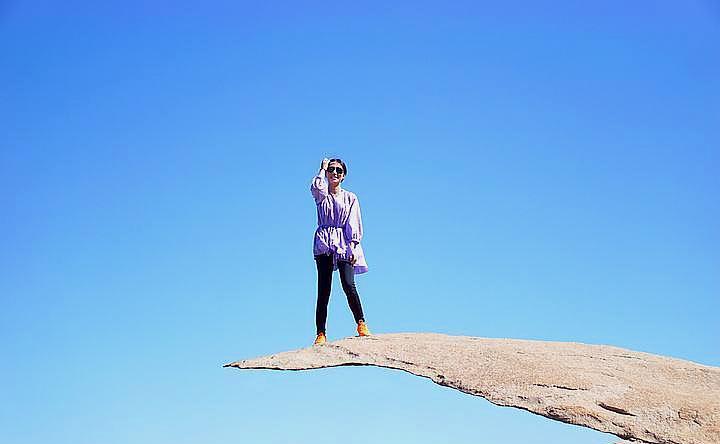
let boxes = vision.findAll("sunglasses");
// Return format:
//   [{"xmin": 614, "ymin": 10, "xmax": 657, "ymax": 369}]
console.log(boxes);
[{"xmin": 327, "ymin": 166, "xmax": 344, "ymax": 175}]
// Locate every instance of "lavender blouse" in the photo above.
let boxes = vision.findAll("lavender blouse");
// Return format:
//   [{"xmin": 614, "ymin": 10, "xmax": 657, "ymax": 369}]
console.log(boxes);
[{"xmin": 310, "ymin": 171, "xmax": 368, "ymax": 274}]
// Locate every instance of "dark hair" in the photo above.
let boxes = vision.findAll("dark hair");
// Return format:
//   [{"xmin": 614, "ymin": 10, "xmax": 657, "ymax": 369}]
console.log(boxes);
[{"xmin": 329, "ymin": 158, "xmax": 348, "ymax": 181}]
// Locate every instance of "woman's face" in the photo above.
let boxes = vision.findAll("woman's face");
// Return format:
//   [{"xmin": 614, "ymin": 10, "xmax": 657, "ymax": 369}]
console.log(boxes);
[{"xmin": 326, "ymin": 161, "xmax": 345, "ymax": 186}]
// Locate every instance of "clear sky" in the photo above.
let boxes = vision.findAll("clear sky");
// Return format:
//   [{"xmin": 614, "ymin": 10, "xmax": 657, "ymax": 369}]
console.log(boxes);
[{"xmin": 1, "ymin": 1, "xmax": 718, "ymax": 443}]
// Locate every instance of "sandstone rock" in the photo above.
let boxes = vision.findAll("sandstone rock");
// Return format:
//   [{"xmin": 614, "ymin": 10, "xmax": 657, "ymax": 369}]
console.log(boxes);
[{"xmin": 224, "ymin": 333, "xmax": 719, "ymax": 444}]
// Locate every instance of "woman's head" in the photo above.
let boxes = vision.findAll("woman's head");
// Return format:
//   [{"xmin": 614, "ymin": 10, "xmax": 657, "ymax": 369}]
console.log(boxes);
[{"xmin": 326, "ymin": 158, "xmax": 347, "ymax": 185}]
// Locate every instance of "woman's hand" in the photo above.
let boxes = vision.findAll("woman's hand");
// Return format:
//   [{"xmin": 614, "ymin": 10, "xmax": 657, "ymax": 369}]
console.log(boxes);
[
  {"xmin": 321, "ymin": 158, "xmax": 330, "ymax": 171},
  {"xmin": 349, "ymin": 242, "xmax": 358, "ymax": 265}
]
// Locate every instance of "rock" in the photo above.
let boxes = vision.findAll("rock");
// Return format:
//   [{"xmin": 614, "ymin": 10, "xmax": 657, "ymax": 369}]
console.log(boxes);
[{"xmin": 224, "ymin": 333, "xmax": 720, "ymax": 444}]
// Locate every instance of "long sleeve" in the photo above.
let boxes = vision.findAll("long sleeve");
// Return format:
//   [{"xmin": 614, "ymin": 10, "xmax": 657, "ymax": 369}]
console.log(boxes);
[
  {"xmin": 345, "ymin": 196, "xmax": 363, "ymax": 244},
  {"xmin": 310, "ymin": 170, "xmax": 328, "ymax": 204}
]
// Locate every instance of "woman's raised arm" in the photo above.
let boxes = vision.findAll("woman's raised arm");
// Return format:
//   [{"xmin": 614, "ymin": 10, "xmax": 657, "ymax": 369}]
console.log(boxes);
[{"xmin": 310, "ymin": 158, "xmax": 330, "ymax": 203}]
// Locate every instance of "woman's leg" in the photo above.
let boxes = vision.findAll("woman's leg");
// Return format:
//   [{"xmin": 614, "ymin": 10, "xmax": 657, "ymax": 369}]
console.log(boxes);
[
  {"xmin": 314, "ymin": 254, "xmax": 333, "ymax": 334},
  {"xmin": 338, "ymin": 260, "xmax": 365, "ymax": 324}
]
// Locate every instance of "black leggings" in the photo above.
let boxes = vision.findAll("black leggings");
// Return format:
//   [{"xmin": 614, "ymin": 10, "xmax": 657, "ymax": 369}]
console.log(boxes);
[{"xmin": 314, "ymin": 253, "xmax": 365, "ymax": 335}]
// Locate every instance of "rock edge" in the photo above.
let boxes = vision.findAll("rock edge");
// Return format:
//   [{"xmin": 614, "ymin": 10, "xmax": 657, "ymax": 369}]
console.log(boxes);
[{"xmin": 224, "ymin": 332, "xmax": 720, "ymax": 444}]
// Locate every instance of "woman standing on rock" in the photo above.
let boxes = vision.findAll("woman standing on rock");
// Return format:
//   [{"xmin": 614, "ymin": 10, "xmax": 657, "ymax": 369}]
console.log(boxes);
[{"xmin": 310, "ymin": 157, "xmax": 371, "ymax": 345}]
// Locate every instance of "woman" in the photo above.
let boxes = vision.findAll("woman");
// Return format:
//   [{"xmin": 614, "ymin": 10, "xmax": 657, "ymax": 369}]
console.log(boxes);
[{"xmin": 310, "ymin": 157, "xmax": 371, "ymax": 345}]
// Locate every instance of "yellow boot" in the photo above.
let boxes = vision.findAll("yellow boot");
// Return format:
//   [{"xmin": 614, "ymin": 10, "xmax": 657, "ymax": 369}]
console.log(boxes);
[
  {"xmin": 357, "ymin": 320, "xmax": 371, "ymax": 337},
  {"xmin": 314, "ymin": 332, "xmax": 327, "ymax": 346}
]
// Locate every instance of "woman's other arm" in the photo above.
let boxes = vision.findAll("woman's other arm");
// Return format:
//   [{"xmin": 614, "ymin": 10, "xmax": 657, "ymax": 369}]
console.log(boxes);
[
  {"xmin": 346, "ymin": 196, "xmax": 363, "ymax": 265},
  {"xmin": 346, "ymin": 195, "xmax": 363, "ymax": 245}
]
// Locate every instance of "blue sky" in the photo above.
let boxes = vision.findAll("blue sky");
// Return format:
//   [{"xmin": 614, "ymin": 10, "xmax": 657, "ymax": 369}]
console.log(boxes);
[{"xmin": 1, "ymin": 1, "xmax": 718, "ymax": 443}]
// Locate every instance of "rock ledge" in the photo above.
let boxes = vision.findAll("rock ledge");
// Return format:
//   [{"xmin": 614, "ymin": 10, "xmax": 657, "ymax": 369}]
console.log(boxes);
[{"xmin": 225, "ymin": 333, "xmax": 720, "ymax": 444}]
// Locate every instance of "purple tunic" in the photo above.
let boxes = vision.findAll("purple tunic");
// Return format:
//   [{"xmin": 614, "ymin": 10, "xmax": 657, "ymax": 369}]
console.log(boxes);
[{"xmin": 310, "ymin": 171, "xmax": 368, "ymax": 274}]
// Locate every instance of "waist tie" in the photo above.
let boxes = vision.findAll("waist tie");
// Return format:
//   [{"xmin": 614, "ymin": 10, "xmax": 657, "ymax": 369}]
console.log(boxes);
[{"xmin": 318, "ymin": 224, "xmax": 344, "ymax": 229}]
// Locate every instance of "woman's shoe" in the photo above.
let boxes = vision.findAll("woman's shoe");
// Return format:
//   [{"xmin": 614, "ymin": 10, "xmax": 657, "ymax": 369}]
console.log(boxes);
[
  {"xmin": 357, "ymin": 321, "xmax": 371, "ymax": 337},
  {"xmin": 314, "ymin": 332, "xmax": 327, "ymax": 345}
]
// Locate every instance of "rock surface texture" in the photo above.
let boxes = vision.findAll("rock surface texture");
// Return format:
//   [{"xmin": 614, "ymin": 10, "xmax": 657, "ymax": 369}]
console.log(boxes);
[{"xmin": 225, "ymin": 333, "xmax": 720, "ymax": 444}]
